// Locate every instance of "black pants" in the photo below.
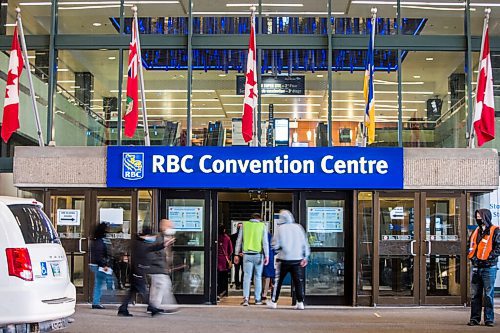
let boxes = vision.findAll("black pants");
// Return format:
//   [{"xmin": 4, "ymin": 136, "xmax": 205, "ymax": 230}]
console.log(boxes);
[
  {"xmin": 118, "ymin": 274, "xmax": 149, "ymax": 313},
  {"xmin": 234, "ymin": 262, "xmax": 243, "ymax": 288},
  {"xmin": 217, "ymin": 270, "xmax": 229, "ymax": 296},
  {"xmin": 271, "ymin": 260, "xmax": 305, "ymax": 303}
]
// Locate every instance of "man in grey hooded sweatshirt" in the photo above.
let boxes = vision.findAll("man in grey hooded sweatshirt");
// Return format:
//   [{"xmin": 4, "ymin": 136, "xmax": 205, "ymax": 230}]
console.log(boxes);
[{"xmin": 268, "ymin": 209, "xmax": 310, "ymax": 310}]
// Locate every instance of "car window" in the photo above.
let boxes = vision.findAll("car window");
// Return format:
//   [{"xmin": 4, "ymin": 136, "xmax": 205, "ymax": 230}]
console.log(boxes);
[{"xmin": 8, "ymin": 204, "xmax": 60, "ymax": 244}]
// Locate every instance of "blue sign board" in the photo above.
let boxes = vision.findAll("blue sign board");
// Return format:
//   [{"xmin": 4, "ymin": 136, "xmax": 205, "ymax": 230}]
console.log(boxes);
[{"xmin": 107, "ymin": 147, "xmax": 404, "ymax": 190}]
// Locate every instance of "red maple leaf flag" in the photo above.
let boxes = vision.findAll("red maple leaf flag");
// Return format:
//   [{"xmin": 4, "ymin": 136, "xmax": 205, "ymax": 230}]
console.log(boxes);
[
  {"xmin": 473, "ymin": 21, "xmax": 495, "ymax": 147},
  {"xmin": 242, "ymin": 12, "xmax": 257, "ymax": 144},
  {"xmin": 124, "ymin": 17, "xmax": 139, "ymax": 138},
  {"xmin": 1, "ymin": 25, "xmax": 24, "ymax": 143}
]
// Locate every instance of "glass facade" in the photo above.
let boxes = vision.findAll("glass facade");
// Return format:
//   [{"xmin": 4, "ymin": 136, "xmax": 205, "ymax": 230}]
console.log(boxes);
[{"xmin": 0, "ymin": 1, "xmax": 498, "ymax": 150}]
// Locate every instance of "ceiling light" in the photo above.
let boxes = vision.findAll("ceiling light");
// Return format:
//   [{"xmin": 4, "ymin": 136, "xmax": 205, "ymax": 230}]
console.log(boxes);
[
  {"xmin": 92, "ymin": 22, "xmax": 102, "ymax": 27},
  {"xmin": 108, "ymin": 56, "xmax": 116, "ymax": 60},
  {"xmin": 316, "ymin": 74, "xmax": 324, "ymax": 78},
  {"xmin": 426, "ymin": 57, "xmax": 434, "ymax": 61},
  {"xmin": 218, "ymin": 74, "xmax": 227, "ymax": 77},
  {"xmin": 226, "ymin": 3, "xmax": 304, "ymax": 7},
  {"xmin": 57, "ymin": 68, "xmax": 69, "ymax": 72},
  {"xmin": 4, "ymin": 23, "xmax": 16, "ymax": 27},
  {"xmin": 413, "ymin": 75, "xmax": 421, "ymax": 79}
]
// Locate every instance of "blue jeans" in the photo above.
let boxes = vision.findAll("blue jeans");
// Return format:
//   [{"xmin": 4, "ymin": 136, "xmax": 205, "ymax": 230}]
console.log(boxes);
[
  {"xmin": 243, "ymin": 254, "xmax": 264, "ymax": 302},
  {"xmin": 470, "ymin": 266, "xmax": 497, "ymax": 324},
  {"xmin": 91, "ymin": 265, "xmax": 108, "ymax": 305}
]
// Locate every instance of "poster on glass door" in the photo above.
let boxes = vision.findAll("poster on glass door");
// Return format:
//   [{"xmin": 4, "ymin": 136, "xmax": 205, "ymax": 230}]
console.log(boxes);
[
  {"xmin": 168, "ymin": 206, "xmax": 203, "ymax": 232},
  {"xmin": 307, "ymin": 207, "xmax": 343, "ymax": 233}
]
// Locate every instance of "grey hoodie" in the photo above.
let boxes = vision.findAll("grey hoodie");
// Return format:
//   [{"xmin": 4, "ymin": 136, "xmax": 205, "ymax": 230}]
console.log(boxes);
[{"xmin": 272, "ymin": 210, "xmax": 310, "ymax": 261}]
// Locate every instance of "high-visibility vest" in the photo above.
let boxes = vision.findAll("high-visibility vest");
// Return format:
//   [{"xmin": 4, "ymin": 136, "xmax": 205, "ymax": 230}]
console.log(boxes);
[
  {"xmin": 468, "ymin": 225, "xmax": 499, "ymax": 260},
  {"xmin": 242, "ymin": 221, "xmax": 265, "ymax": 253}
]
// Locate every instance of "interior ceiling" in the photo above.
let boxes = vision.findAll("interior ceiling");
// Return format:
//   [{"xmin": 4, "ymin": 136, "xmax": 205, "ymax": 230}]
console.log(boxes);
[{"xmin": 6, "ymin": 0, "xmax": 481, "ymax": 127}]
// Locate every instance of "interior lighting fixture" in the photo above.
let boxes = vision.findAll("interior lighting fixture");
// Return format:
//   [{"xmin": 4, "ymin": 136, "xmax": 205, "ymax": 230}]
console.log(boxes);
[
  {"xmin": 226, "ymin": 3, "xmax": 304, "ymax": 7},
  {"xmin": 93, "ymin": 22, "xmax": 102, "ymax": 27},
  {"xmin": 425, "ymin": 57, "xmax": 434, "ymax": 61}
]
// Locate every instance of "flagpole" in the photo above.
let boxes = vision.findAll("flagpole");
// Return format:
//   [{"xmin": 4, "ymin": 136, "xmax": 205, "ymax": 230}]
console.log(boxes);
[
  {"xmin": 468, "ymin": 7, "xmax": 490, "ymax": 148},
  {"xmin": 16, "ymin": 7, "xmax": 44, "ymax": 147},
  {"xmin": 132, "ymin": 6, "xmax": 150, "ymax": 146},
  {"xmin": 363, "ymin": 8, "xmax": 377, "ymax": 147},
  {"xmin": 250, "ymin": 7, "xmax": 257, "ymax": 147}
]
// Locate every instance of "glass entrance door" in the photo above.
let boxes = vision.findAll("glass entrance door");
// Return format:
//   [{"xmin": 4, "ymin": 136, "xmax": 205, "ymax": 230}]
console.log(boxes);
[
  {"xmin": 376, "ymin": 193, "xmax": 420, "ymax": 305},
  {"xmin": 159, "ymin": 190, "xmax": 213, "ymax": 304},
  {"xmin": 420, "ymin": 194, "xmax": 466, "ymax": 305},
  {"xmin": 300, "ymin": 192, "xmax": 351, "ymax": 305},
  {"xmin": 50, "ymin": 192, "xmax": 90, "ymax": 302}
]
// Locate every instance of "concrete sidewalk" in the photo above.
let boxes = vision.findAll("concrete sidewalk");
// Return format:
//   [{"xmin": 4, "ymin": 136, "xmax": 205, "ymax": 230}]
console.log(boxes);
[{"xmin": 63, "ymin": 304, "xmax": 500, "ymax": 333}]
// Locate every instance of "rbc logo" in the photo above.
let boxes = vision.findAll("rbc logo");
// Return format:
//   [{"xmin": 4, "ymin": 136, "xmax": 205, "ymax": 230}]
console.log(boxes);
[{"xmin": 122, "ymin": 152, "xmax": 144, "ymax": 180}]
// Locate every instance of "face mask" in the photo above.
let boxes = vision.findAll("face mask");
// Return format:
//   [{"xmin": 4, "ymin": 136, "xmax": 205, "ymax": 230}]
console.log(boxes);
[
  {"xmin": 476, "ymin": 218, "xmax": 483, "ymax": 226},
  {"xmin": 164, "ymin": 228, "xmax": 176, "ymax": 236}
]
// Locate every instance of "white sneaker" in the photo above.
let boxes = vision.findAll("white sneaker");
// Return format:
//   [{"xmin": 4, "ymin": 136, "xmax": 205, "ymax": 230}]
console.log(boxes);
[
  {"xmin": 295, "ymin": 302, "xmax": 305, "ymax": 310},
  {"xmin": 267, "ymin": 300, "xmax": 277, "ymax": 309}
]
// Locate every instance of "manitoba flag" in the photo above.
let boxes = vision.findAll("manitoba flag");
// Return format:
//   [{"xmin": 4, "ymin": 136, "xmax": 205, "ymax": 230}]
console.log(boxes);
[
  {"xmin": 473, "ymin": 20, "xmax": 495, "ymax": 147},
  {"xmin": 242, "ymin": 12, "xmax": 257, "ymax": 144},
  {"xmin": 1, "ymin": 25, "xmax": 24, "ymax": 143},
  {"xmin": 124, "ymin": 18, "xmax": 139, "ymax": 138}
]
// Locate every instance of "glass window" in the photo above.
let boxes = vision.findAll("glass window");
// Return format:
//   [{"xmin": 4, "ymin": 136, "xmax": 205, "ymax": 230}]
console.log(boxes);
[
  {"xmin": 402, "ymin": 1, "xmax": 465, "ymax": 35},
  {"xmin": 306, "ymin": 199, "xmax": 344, "ymax": 247},
  {"xmin": 340, "ymin": 2, "xmax": 396, "ymax": 35},
  {"xmin": 357, "ymin": 192, "xmax": 373, "ymax": 295},
  {"xmin": 120, "ymin": 49, "xmax": 188, "ymax": 146},
  {"xmin": 58, "ymin": 0, "xmax": 121, "ymax": 34},
  {"xmin": 166, "ymin": 199, "xmax": 204, "ymax": 246},
  {"xmin": 97, "ymin": 196, "xmax": 132, "ymax": 238},
  {"xmin": 402, "ymin": 51, "xmax": 466, "ymax": 148},
  {"xmin": 55, "ymin": 50, "xmax": 119, "ymax": 146},
  {"xmin": 306, "ymin": 252, "xmax": 344, "ymax": 295},
  {"xmin": 138, "ymin": 190, "xmax": 153, "ymax": 233},
  {"xmin": 8, "ymin": 204, "xmax": 60, "ymax": 244},
  {"xmin": 471, "ymin": 2, "xmax": 500, "ymax": 36},
  {"xmin": 171, "ymin": 250, "xmax": 204, "ymax": 294},
  {"xmin": 4, "ymin": 0, "xmax": 51, "ymax": 35}
]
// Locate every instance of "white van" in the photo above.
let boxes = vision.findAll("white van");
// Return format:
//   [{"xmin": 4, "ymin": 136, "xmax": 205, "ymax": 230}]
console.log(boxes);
[{"xmin": 0, "ymin": 196, "xmax": 75, "ymax": 333}]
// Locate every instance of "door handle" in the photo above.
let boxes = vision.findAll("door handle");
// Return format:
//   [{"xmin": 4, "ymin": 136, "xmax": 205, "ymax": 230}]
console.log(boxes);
[
  {"xmin": 425, "ymin": 240, "xmax": 432, "ymax": 256},
  {"xmin": 78, "ymin": 238, "xmax": 87, "ymax": 254},
  {"xmin": 410, "ymin": 240, "xmax": 416, "ymax": 256}
]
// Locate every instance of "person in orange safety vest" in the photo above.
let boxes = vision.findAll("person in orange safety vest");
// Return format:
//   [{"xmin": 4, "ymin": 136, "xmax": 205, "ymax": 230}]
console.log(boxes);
[{"xmin": 467, "ymin": 209, "xmax": 500, "ymax": 327}]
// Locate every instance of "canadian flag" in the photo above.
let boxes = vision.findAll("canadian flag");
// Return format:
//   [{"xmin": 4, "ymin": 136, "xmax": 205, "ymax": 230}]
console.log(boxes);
[
  {"xmin": 1, "ymin": 25, "xmax": 24, "ymax": 143},
  {"xmin": 473, "ymin": 21, "xmax": 495, "ymax": 147},
  {"xmin": 124, "ymin": 17, "xmax": 139, "ymax": 138},
  {"xmin": 242, "ymin": 13, "xmax": 257, "ymax": 144}
]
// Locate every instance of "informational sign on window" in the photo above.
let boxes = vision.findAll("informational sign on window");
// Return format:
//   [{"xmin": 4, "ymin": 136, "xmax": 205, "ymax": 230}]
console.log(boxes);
[
  {"xmin": 100, "ymin": 208, "xmax": 124, "ymax": 225},
  {"xmin": 382, "ymin": 235, "xmax": 412, "ymax": 241},
  {"xmin": 168, "ymin": 206, "xmax": 203, "ymax": 232},
  {"xmin": 307, "ymin": 207, "xmax": 343, "ymax": 233},
  {"xmin": 57, "ymin": 209, "xmax": 80, "ymax": 226},
  {"xmin": 390, "ymin": 207, "xmax": 404, "ymax": 220}
]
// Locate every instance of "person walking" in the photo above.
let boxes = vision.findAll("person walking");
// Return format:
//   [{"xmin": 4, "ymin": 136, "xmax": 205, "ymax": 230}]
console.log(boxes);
[
  {"xmin": 230, "ymin": 223, "xmax": 243, "ymax": 290},
  {"xmin": 262, "ymin": 230, "xmax": 275, "ymax": 301},
  {"xmin": 148, "ymin": 219, "xmax": 178, "ymax": 315},
  {"xmin": 90, "ymin": 223, "xmax": 112, "ymax": 309},
  {"xmin": 467, "ymin": 208, "xmax": 500, "ymax": 327},
  {"xmin": 234, "ymin": 213, "xmax": 269, "ymax": 306},
  {"xmin": 117, "ymin": 226, "xmax": 165, "ymax": 317},
  {"xmin": 267, "ymin": 210, "xmax": 310, "ymax": 310},
  {"xmin": 217, "ymin": 224, "xmax": 233, "ymax": 300}
]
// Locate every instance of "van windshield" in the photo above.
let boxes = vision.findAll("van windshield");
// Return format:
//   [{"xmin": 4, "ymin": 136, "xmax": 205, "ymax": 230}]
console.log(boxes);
[{"xmin": 8, "ymin": 204, "xmax": 60, "ymax": 244}]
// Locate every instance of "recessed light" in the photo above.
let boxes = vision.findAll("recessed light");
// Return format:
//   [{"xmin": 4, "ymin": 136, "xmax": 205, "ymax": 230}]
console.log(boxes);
[
  {"xmin": 317, "ymin": 74, "xmax": 324, "ymax": 78},
  {"xmin": 108, "ymin": 56, "xmax": 116, "ymax": 60},
  {"xmin": 426, "ymin": 57, "xmax": 434, "ymax": 61},
  {"xmin": 218, "ymin": 74, "xmax": 227, "ymax": 77},
  {"xmin": 93, "ymin": 22, "xmax": 102, "ymax": 27},
  {"xmin": 413, "ymin": 75, "xmax": 421, "ymax": 79}
]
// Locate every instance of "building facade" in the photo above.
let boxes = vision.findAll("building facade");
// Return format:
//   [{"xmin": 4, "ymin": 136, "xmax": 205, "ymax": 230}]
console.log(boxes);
[{"xmin": 1, "ymin": 0, "xmax": 500, "ymax": 306}]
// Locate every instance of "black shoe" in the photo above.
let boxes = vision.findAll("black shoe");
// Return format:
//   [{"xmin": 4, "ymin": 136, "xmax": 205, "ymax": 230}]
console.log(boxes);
[
  {"xmin": 485, "ymin": 322, "xmax": 495, "ymax": 327},
  {"xmin": 117, "ymin": 311, "xmax": 133, "ymax": 317},
  {"xmin": 151, "ymin": 307, "xmax": 166, "ymax": 317},
  {"xmin": 92, "ymin": 304, "xmax": 105, "ymax": 310},
  {"xmin": 467, "ymin": 321, "xmax": 480, "ymax": 326},
  {"xmin": 146, "ymin": 306, "xmax": 153, "ymax": 313}
]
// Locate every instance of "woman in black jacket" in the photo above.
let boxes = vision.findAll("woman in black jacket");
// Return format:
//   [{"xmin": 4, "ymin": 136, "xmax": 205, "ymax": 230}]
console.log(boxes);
[{"xmin": 90, "ymin": 223, "xmax": 111, "ymax": 309}]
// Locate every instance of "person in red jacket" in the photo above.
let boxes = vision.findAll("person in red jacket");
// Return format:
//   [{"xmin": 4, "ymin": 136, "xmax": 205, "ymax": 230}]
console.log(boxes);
[{"xmin": 468, "ymin": 209, "xmax": 500, "ymax": 327}]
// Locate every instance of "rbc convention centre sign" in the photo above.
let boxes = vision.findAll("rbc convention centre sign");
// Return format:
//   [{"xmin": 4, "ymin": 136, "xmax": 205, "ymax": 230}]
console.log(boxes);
[{"xmin": 107, "ymin": 147, "xmax": 404, "ymax": 190}]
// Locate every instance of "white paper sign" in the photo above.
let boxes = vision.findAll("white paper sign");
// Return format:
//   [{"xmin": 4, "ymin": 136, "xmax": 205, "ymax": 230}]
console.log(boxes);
[
  {"xmin": 57, "ymin": 209, "xmax": 80, "ymax": 226},
  {"xmin": 307, "ymin": 207, "xmax": 343, "ymax": 233},
  {"xmin": 100, "ymin": 208, "xmax": 124, "ymax": 225},
  {"xmin": 390, "ymin": 207, "xmax": 404, "ymax": 220},
  {"xmin": 168, "ymin": 206, "xmax": 203, "ymax": 232}
]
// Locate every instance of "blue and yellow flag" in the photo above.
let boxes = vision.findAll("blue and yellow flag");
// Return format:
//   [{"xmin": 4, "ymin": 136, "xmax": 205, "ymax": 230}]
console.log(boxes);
[{"xmin": 364, "ymin": 18, "xmax": 375, "ymax": 145}]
